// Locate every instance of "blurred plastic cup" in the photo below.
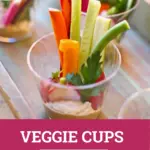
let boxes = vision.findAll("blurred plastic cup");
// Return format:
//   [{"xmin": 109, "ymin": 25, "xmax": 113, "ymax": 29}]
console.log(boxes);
[
  {"xmin": 82, "ymin": 0, "xmax": 140, "ymax": 42},
  {"xmin": 27, "ymin": 13, "xmax": 121, "ymax": 119},
  {"xmin": 118, "ymin": 89, "xmax": 150, "ymax": 119},
  {"xmin": 82, "ymin": 0, "xmax": 140, "ymax": 23},
  {"xmin": 0, "ymin": 0, "xmax": 34, "ymax": 43}
]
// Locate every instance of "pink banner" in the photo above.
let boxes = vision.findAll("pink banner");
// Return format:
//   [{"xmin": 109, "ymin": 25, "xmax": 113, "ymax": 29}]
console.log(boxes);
[{"xmin": 0, "ymin": 120, "xmax": 150, "ymax": 150}]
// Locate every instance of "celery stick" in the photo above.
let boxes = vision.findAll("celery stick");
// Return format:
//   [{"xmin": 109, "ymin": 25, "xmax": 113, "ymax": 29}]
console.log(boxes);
[
  {"xmin": 92, "ymin": 17, "xmax": 111, "ymax": 49},
  {"xmin": 92, "ymin": 16, "xmax": 111, "ymax": 70},
  {"xmin": 107, "ymin": 6, "xmax": 120, "ymax": 15},
  {"xmin": 92, "ymin": 20, "xmax": 130, "ymax": 55},
  {"xmin": 70, "ymin": 0, "xmax": 81, "ymax": 42},
  {"xmin": 126, "ymin": 0, "xmax": 134, "ymax": 10},
  {"xmin": 79, "ymin": 0, "xmax": 101, "ymax": 69}
]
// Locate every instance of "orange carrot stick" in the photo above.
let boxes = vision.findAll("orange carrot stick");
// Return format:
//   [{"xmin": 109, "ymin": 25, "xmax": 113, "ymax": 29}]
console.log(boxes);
[
  {"xmin": 100, "ymin": 3, "xmax": 110, "ymax": 13},
  {"xmin": 49, "ymin": 8, "xmax": 68, "ymax": 67},
  {"xmin": 59, "ymin": 39, "xmax": 79, "ymax": 77},
  {"xmin": 60, "ymin": 0, "xmax": 71, "ymax": 37}
]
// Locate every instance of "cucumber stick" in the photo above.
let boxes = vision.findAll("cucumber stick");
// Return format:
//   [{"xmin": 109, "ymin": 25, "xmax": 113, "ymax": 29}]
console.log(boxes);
[
  {"xmin": 92, "ymin": 16, "xmax": 111, "ymax": 70},
  {"xmin": 92, "ymin": 20, "xmax": 130, "ymax": 55},
  {"xmin": 126, "ymin": 0, "xmax": 134, "ymax": 10},
  {"xmin": 70, "ymin": 0, "xmax": 81, "ymax": 42},
  {"xmin": 79, "ymin": 0, "xmax": 101, "ymax": 69}
]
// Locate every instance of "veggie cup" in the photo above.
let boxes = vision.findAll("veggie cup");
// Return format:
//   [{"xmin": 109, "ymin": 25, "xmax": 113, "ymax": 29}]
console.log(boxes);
[
  {"xmin": 27, "ymin": 32, "xmax": 121, "ymax": 119},
  {"xmin": 0, "ymin": 0, "xmax": 34, "ymax": 43}
]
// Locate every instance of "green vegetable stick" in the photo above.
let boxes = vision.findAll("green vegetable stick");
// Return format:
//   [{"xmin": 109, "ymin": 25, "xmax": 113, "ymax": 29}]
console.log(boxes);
[
  {"xmin": 107, "ymin": 6, "xmax": 120, "ymax": 15},
  {"xmin": 126, "ymin": 0, "xmax": 134, "ymax": 10},
  {"xmin": 92, "ymin": 16, "xmax": 111, "ymax": 70},
  {"xmin": 79, "ymin": 0, "xmax": 101, "ymax": 69},
  {"xmin": 92, "ymin": 20, "xmax": 130, "ymax": 55},
  {"xmin": 70, "ymin": 0, "xmax": 81, "ymax": 42}
]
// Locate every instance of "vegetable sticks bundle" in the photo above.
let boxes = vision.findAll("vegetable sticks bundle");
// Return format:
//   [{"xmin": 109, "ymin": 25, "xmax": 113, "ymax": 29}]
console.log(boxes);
[
  {"xmin": 49, "ymin": 0, "xmax": 130, "ymax": 82},
  {"xmin": 49, "ymin": 0, "xmax": 81, "ymax": 76}
]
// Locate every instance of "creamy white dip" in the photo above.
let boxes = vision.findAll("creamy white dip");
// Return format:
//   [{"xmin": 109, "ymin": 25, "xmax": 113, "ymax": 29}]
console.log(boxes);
[{"xmin": 45, "ymin": 100, "xmax": 99, "ymax": 116}]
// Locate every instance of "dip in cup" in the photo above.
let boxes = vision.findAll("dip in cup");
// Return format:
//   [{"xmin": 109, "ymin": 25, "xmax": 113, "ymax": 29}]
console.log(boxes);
[
  {"xmin": 27, "ymin": 0, "xmax": 130, "ymax": 119},
  {"xmin": 27, "ymin": 33, "xmax": 121, "ymax": 119}
]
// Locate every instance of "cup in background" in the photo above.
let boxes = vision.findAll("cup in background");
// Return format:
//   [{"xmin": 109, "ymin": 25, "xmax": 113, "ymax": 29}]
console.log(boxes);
[
  {"xmin": 0, "ymin": 0, "xmax": 34, "ymax": 43},
  {"xmin": 82, "ymin": 0, "xmax": 139, "ymax": 42},
  {"xmin": 118, "ymin": 89, "xmax": 150, "ymax": 119}
]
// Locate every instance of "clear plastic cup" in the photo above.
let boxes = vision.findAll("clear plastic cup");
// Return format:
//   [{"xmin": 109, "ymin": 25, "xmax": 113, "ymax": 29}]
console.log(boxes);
[
  {"xmin": 27, "ymin": 13, "xmax": 121, "ymax": 119},
  {"xmin": 118, "ymin": 89, "xmax": 150, "ymax": 119},
  {"xmin": 27, "ymin": 34, "xmax": 121, "ymax": 119},
  {"xmin": 0, "ymin": 0, "xmax": 34, "ymax": 43},
  {"xmin": 82, "ymin": 0, "xmax": 140, "ymax": 23}
]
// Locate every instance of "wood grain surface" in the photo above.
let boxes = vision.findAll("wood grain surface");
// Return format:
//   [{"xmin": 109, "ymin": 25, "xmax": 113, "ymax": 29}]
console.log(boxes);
[{"xmin": 0, "ymin": 94, "xmax": 14, "ymax": 119}]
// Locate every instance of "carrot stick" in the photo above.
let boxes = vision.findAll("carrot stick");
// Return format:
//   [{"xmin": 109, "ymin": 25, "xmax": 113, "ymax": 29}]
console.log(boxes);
[
  {"xmin": 100, "ymin": 3, "xmax": 110, "ymax": 13},
  {"xmin": 49, "ymin": 8, "xmax": 68, "ymax": 67},
  {"xmin": 59, "ymin": 39, "xmax": 79, "ymax": 77},
  {"xmin": 60, "ymin": 0, "xmax": 71, "ymax": 37}
]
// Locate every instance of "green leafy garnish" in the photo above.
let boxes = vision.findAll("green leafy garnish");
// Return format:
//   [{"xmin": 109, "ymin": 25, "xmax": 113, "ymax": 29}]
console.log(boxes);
[
  {"xmin": 81, "ymin": 51, "xmax": 102, "ymax": 84},
  {"xmin": 66, "ymin": 50, "xmax": 102, "ymax": 85},
  {"xmin": 107, "ymin": 0, "xmax": 135, "ymax": 15},
  {"xmin": 80, "ymin": 85, "xmax": 106, "ymax": 103},
  {"xmin": 65, "ymin": 47, "xmax": 103, "ymax": 103},
  {"xmin": 66, "ymin": 73, "xmax": 83, "ymax": 85},
  {"xmin": 52, "ymin": 71, "xmax": 61, "ymax": 79}
]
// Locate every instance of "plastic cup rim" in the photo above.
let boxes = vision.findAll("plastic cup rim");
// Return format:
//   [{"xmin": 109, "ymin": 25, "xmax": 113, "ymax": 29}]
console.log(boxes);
[
  {"xmin": 82, "ymin": 0, "xmax": 140, "ymax": 18},
  {"xmin": 118, "ymin": 88, "xmax": 150, "ymax": 119},
  {"xmin": 27, "ymin": 32, "xmax": 121, "ymax": 90}
]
